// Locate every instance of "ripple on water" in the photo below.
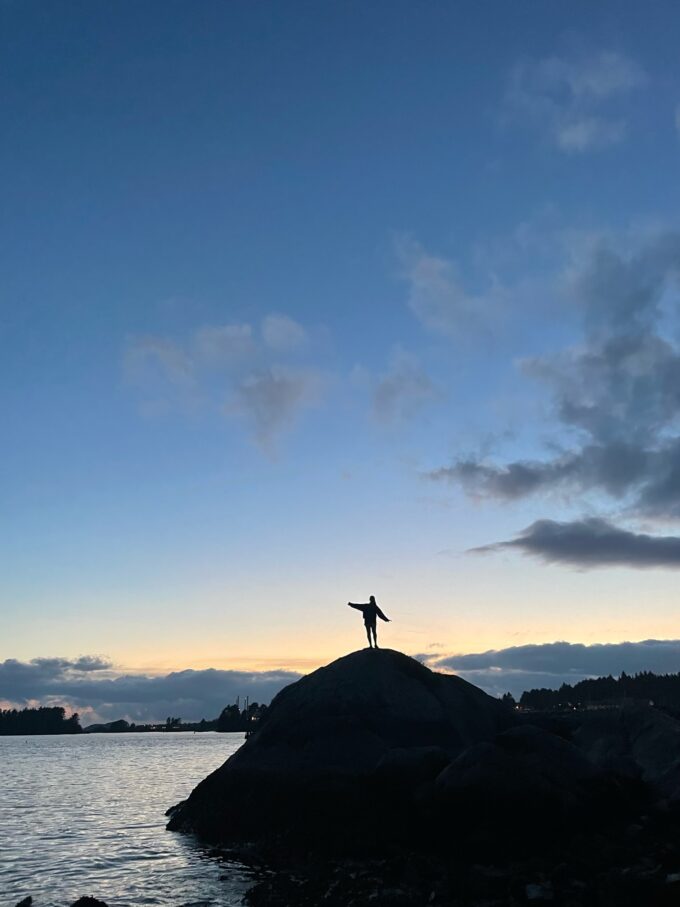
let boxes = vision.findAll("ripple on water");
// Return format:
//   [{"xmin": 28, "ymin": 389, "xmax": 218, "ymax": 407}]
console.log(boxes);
[{"xmin": 0, "ymin": 733, "xmax": 249, "ymax": 907}]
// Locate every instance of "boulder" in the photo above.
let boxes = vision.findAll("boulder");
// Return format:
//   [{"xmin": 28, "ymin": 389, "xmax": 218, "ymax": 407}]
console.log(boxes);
[
  {"xmin": 573, "ymin": 704, "xmax": 680, "ymax": 794},
  {"xmin": 167, "ymin": 648, "xmax": 512, "ymax": 846},
  {"xmin": 437, "ymin": 725, "xmax": 597, "ymax": 813},
  {"xmin": 374, "ymin": 745, "xmax": 450, "ymax": 785},
  {"xmin": 433, "ymin": 724, "xmax": 636, "ymax": 852}
]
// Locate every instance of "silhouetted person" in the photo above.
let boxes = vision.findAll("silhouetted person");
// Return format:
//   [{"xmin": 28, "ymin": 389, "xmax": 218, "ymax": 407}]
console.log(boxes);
[{"xmin": 347, "ymin": 595, "xmax": 390, "ymax": 648}]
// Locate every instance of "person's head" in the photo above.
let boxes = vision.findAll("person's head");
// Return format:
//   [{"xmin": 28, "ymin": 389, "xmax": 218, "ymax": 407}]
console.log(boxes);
[{"xmin": 369, "ymin": 595, "xmax": 375, "ymax": 604}]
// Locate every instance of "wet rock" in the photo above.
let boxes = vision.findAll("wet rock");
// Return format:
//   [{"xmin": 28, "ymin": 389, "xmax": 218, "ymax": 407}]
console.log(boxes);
[
  {"xmin": 15, "ymin": 898, "xmax": 32, "ymax": 907},
  {"xmin": 70, "ymin": 899, "xmax": 109, "ymax": 907}
]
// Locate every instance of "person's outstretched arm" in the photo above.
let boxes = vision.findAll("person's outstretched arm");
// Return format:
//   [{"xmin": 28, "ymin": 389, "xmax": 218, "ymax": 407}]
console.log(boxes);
[
  {"xmin": 375, "ymin": 606, "xmax": 390, "ymax": 622},
  {"xmin": 347, "ymin": 602, "xmax": 368, "ymax": 611}
]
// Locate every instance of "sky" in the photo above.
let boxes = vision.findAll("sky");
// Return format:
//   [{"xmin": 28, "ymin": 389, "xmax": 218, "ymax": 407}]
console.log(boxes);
[{"xmin": 3, "ymin": 1, "xmax": 680, "ymax": 721}]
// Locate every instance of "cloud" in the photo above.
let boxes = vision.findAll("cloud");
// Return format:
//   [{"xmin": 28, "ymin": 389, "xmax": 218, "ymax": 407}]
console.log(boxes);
[
  {"xmin": 261, "ymin": 314, "xmax": 307, "ymax": 352},
  {"xmin": 471, "ymin": 517, "xmax": 680, "ymax": 569},
  {"xmin": 433, "ymin": 443, "xmax": 655, "ymax": 502},
  {"xmin": 124, "ymin": 313, "xmax": 325, "ymax": 450},
  {"xmin": 373, "ymin": 348, "xmax": 437, "ymax": 424},
  {"xmin": 433, "ymin": 639, "xmax": 680, "ymax": 697},
  {"xmin": 193, "ymin": 324, "xmax": 254, "ymax": 367},
  {"xmin": 123, "ymin": 338, "xmax": 195, "ymax": 387},
  {"xmin": 555, "ymin": 117, "xmax": 626, "ymax": 153},
  {"xmin": 57, "ymin": 655, "xmax": 114, "ymax": 672},
  {"xmin": 505, "ymin": 49, "xmax": 646, "ymax": 152},
  {"xmin": 0, "ymin": 656, "xmax": 300, "ymax": 725},
  {"xmin": 227, "ymin": 367, "xmax": 323, "ymax": 451},
  {"xmin": 123, "ymin": 337, "xmax": 199, "ymax": 415},
  {"xmin": 396, "ymin": 236, "xmax": 499, "ymax": 337},
  {"xmin": 428, "ymin": 232, "xmax": 680, "ymax": 520}
]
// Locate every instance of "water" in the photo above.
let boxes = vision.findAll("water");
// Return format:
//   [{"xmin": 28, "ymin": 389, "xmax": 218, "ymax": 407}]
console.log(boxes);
[{"xmin": 0, "ymin": 732, "xmax": 251, "ymax": 907}]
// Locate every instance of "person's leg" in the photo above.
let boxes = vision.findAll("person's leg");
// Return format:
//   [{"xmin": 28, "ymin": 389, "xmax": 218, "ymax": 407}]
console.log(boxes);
[
  {"xmin": 371, "ymin": 624, "xmax": 378, "ymax": 648},
  {"xmin": 365, "ymin": 625, "xmax": 373, "ymax": 648}
]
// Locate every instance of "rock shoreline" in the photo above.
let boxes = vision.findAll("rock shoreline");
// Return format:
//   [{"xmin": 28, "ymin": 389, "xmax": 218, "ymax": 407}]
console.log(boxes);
[{"xmin": 14, "ymin": 899, "xmax": 109, "ymax": 907}]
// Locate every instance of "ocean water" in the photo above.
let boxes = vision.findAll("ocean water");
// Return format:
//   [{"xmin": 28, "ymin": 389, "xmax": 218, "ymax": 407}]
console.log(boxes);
[{"xmin": 0, "ymin": 732, "xmax": 251, "ymax": 907}]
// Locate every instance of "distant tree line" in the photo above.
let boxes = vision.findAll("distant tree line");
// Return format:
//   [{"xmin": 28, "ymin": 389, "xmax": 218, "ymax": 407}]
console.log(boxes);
[
  {"xmin": 82, "ymin": 701, "xmax": 269, "ymax": 733},
  {"xmin": 216, "ymin": 701, "xmax": 268, "ymax": 731},
  {"xmin": 0, "ymin": 706, "xmax": 82, "ymax": 735},
  {"xmin": 0, "ymin": 702, "xmax": 267, "ymax": 736},
  {"xmin": 519, "ymin": 670, "xmax": 680, "ymax": 712},
  {"xmin": 0, "ymin": 700, "xmax": 269, "ymax": 735},
  {"xmin": 88, "ymin": 703, "xmax": 268, "ymax": 733}
]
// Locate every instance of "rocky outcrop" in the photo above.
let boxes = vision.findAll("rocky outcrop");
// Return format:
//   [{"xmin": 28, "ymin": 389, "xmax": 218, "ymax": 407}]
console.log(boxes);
[
  {"xmin": 574, "ymin": 703, "xmax": 680, "ymax": 797},
  {"xmin": 167, "ymin": 648, "xmax": 512, "ymax": 845},
  {"xmin": 437, "ymin": 723, "xmax": 600, "ymax": 811},
  {"xmin": 165, "ymin": 647, "xmax": 680, "ymax": 901},
  {"xmin": 167, "ymin": 649, "xmax": 640, "ymax": 853},
  {"xmin": 433, "ymin": 722, "xmax": 638, "ymax": 851}
]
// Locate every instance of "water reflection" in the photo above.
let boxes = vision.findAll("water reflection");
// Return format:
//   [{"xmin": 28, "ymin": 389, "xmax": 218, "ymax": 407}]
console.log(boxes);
[{"xmin": 0, "ymin": 732, "xmax": 248, "ymax": 906}]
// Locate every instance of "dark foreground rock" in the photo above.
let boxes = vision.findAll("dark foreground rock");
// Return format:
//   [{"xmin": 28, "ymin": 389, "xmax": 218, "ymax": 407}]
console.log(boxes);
[
  {"xmin": 167, "ymin": 649, "xmax": 680, "ymax": 904},
  {"xmin": 245, "ymin": 846, "xmax": 680, "ymax": 907},
  {"xmin": 167, "ymin": 649, "xmax": 643, "ymax": 853},
  {"xmin": 167, "ymin": 648, "xmax": 514, "ymax": 847}
]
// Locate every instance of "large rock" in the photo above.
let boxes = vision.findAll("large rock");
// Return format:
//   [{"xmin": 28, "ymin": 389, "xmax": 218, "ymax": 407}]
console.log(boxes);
[
  {"xmin": 433, "ymin": 724, "xmax": 627, "ymax": 849},
  {"xmin": 573, "ymin": 703, "xmax": 680, "ymax": 796},
  {"xmin": 167, "ymin": 648, "xmax": 512, "ymax": 845}
]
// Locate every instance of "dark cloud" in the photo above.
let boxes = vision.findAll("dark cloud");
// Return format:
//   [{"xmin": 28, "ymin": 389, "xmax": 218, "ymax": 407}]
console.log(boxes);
[
  {"xmin": 434, "ymin": 638, "xmax": 680, "ymax": 697},
  {"xmin": 0, "ymin": 657, "xmax": 300, "ymax": 724},
  {"xmin": 431, "ymin": 454, "xmax": 579, "ymax": 499},
  {"xmin": 428, "ymin": 232, "xmax": 680, "ymax": 523},
  {"xmin": 471, "ymin": 517, "xmax": 680, "ymax": 569},
  {"xmin": 67, "ymin": 656, "xmax": 114, "ymax": 672}
]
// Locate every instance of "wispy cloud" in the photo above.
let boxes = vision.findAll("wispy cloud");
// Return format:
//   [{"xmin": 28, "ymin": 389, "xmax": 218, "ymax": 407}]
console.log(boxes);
[
  {"xmin": 429, "ymin": 231, "xmax": 680, "ymax": 520},
  {"xmin": 228, "ymin": 366, "xmax": 323, "ymax": 451},
  {"xmin": 395, "ymin": 235, "xmax": 500, "ymax": 338},
  {"xmin": 261, "ymin": 314, "xmax": 308, "ymax": 352},
  {"xmin": 192, "ymin": 323, "xmax": 255, "ymax": 367},
  {"xmin": 124, "ymin": 314, "xmax": 324, "ymax": 451},
  {"xmin": 372, "ymin": 348, "xmax": 438, "ymax": 425},
  {"xmin": 122, "ymin": 337, "xmax": 199, "ymax": 415},
  {"xmin": 504, "ymin": 49, "xmax": 647, "ymax": 152}
]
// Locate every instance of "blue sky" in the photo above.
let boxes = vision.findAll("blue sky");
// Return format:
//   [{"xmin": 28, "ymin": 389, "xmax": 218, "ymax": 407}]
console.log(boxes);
[{"xmin": 3, "ymin": 2, "xmax": 680, "ymax": 719}]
